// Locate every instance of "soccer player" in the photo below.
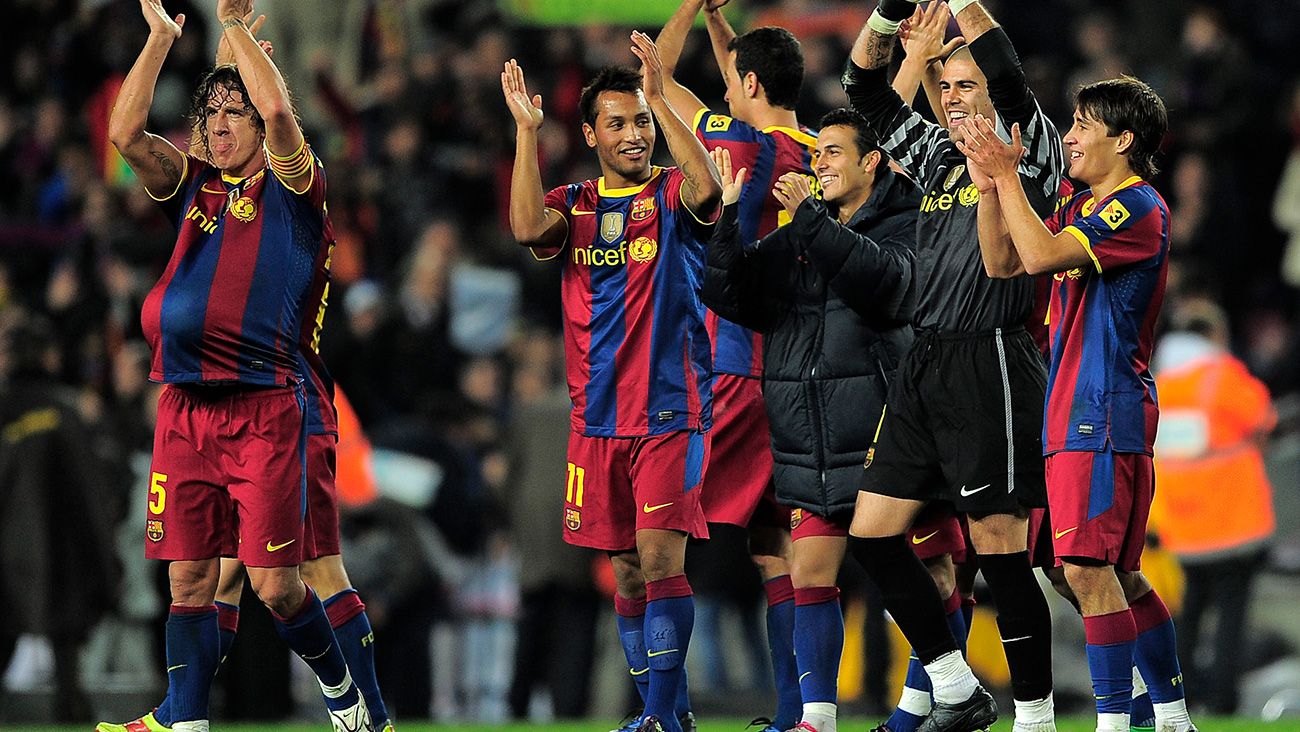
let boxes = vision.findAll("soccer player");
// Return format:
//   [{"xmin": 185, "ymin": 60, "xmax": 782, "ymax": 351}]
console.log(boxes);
[
  {"xmin": 136, "ymin": 15, "xmax": 394, "ymax": 730},
  {"xmin": 502, "ymin": 29, "xmax": 722, "ymax": 732},
  {"xmin": 956, "ymin": 75, "xmax": 1196, "ymax": 732},
  {"xmin": 702, "ymin": 109, "xmax": 966, "ymax": 732},
  {"xmin": 840, "ymin": 1, "xmax": 1065, "ymax": 730},
  {"xmin": 98, "ymin": 0, "xmax": 370, "ymax": 730},
  {"xmin": 654, "ymin": 2, "xmax": 812, "ymax": 727}
]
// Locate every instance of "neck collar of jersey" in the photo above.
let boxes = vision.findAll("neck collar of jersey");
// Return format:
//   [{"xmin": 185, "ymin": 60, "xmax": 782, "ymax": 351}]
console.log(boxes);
[{"xmin": 599, "ymin": 166, "xmax": 662, "ymax": 197}]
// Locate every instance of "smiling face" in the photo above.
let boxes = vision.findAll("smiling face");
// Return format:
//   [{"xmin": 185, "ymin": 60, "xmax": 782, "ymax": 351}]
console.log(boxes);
[
  {"xmin": 582, "ymin": 90, "xmax": 656, "ymax": 185},
  {"xmin": 939, "ymin": 55, "xmax": 995, "ymax": 145},
  {"xmin": 813, "ymin": 124, "xmax": 879, "ymax": 209},
  {"xmin": 203, "ymin": 84, "xmax": 265, "ymax": 177},
  {"xmin": 1062, "ymin": 107, "xmax": 1129, "ymax": 184}
]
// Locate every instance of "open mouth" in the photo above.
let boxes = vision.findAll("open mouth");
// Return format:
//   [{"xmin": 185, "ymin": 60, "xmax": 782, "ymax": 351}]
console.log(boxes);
[
  {"xmin": 947, "ymin": 110, "xmax": 969, "ymax": 127},
  {"xmin": 619, "ymin": 145, "xmax": 647, "ymax": 161},
  {"xmin": 818, "ymin": 174, "xmax": 839, "ymax": 191}
]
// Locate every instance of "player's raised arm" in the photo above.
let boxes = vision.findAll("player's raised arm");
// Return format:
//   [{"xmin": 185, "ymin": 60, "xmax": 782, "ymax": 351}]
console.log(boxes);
[
  {"xmin": 216, "ymin": 0, "xmax": 307, "ymax": 187},
  {"xmin": 632, "ymin": 31, "xmax": 722, "ymax": 220},
  {"xmin": 107, "ymin": 0, "xmax": 188, "ymax": 199},
  {"xmin": 892, "ymin": 3, "xmax": 962, "ymax": 124},
  {"xmin": 956, "ymin": 115, "xmax": 1082, "ymax": 275},
  {"xmin": 502, "ymin": 59, "xmax": 566, "ymax": 249},
  {"xmin": 655, "ymin": 0, "xmax": 711, "ymax": 123},
  {"xmin": 701, "ymin": 1, "xmax": 738, "ymax": 81}
]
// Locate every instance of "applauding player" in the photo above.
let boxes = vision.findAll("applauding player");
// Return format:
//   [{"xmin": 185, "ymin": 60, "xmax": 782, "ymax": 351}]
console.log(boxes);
[
  {"xmin": 99, "ymin": 0, "xmax": 372, "ymax": 730},
  {"xmin": 958, "ymin": 75, "xmax": 1195, "ymax": 732},
  {"xmin": 503, "ymin": 30, "xmax": 722, "ymax": 732}
]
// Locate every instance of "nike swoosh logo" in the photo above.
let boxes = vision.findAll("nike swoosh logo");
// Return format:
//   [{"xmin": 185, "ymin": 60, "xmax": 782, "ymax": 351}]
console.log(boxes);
[
  {"xmin": 647, "ymin": 648, "xmax": 678, "ymax": 658},
  {"xmin": 959, "ymin": 483, "xmax": 991, "ymax": 497},
  {"xmin": 630, "ymin": 667, "xmax": 649, "ymax": 676},
  {"xmin": 266, "ymin": 539, "xmax": 296, "ymax": 552},
  {"xmin": 799, "ymin": 671, "xmax": 812, "ymax": 682},
  {"xmin": 1002, "ymin": 635, "xmax": 1032, "ymax": 642},
  {"xmin": 912, "ymin": 530, "xmax": 941, "ymax": 545},
  {"xmin": 1054, "ymin": 527, "xmax": 1079, "ymax": 539},
  {"xmin": 167, "ymin": 664, "xmax": 188, "ymax": 672},
  {"xmin": 571, "ymin": 206, "xmax": 596, "ymax": 216},
  {"xmin": 643, "ymin": 502, "xmax": 674, "ymax": 514}
]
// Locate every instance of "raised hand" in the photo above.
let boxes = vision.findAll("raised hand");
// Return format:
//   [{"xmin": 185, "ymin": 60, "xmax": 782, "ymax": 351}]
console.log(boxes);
[
  {"xmin": 216, "ymin": 12, "xmax": 268, "ymax": 63},
  {"xmin": 140, "ymin": 0, "xmax": 185, "ymax": 39},
  {"xmin": 901, "ymin": 2, "xmax": 964, "ymax": 65},
  {"xmin": 952, "ymin": 114, "xmax": 1024, "ymax": 183},
  {"xmin": 773, "ymin": 171, "xmax": 814, "ymax": 217},
  {"xmin": 704, "ymin": 0, "xmax": 731, "ymax": 10},
  {"xmin": 216, "ymin": 0, "xmax": 253, "ymax": 23},
  {"xmin": 630, "ymin": 31, "xmax": 664, "ymax": 102},
  {"xmin": 501, "ymin": 59, "xmax": 544, "ymax": 131},
  {"xmin": 711, "ymin": 147, "xmax": 748, "ymax": 206}
]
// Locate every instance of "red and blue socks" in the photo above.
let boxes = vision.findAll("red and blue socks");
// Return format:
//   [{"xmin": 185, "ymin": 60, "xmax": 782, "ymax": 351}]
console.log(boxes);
[
  {"xmin": 765, "ymin": 575, "xmax": 801, "ymax": 730},
  {"xmin": 324, "ymin": 589, "xmax": 389, "ymax": 728},
  {"xmin": 1084, "ymin": 609, "xmax": 1137, "ymax": 730},
  {"xmin": 1131, "ymin": 590, "xmax": 1191, "ymax": 728},
  {"xmin": 615, "ymin": 593, "xmax": 651, "ymax": 705},
  {"xmin": 272, "ymin": 586, "xmax": 362, "ymax": 716},
  {"xmin": 794, "ymin": 585, "xmax": 842, "ymax": 732},
  {"xmin": 644, "ymin": 575, "xmax": 694, "ymax": 732},
  {"xmin": 887, "ymin": 590, "xmax": 968, "ymax": 732},
  {"xmin": 161, "ymin": 605, "xmax": 221, "ymax": 722}
]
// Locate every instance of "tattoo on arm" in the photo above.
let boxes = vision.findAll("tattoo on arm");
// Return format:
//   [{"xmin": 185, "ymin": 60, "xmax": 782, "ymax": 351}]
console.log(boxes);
[
  {"xmin": 864, "ymin": 30, "xmax": 895, "ymax": 70},
  {"xmin": 152, "ymin": 150, "xmax": 180, "ymax": 186}
]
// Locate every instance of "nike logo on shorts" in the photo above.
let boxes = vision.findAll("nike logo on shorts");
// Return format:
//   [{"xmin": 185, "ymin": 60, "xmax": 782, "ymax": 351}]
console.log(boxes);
[
  {"xmin": 643, "ymin": 502, "xmax": 674, "ymax": 514},
  {"xmin": 959, "ymin": 483, "xmax": 991, "ymax": 497},
  {"xmin": 912, "ymin": 530, "xmax": 941, "ymax": 545},
  {"xmin": 1054, "ymin": 526, "xmax": 1079, "ymax": 540},
  {"xmin": 266, "ymin": 539, "xmax": 296, "ymax": 552}
]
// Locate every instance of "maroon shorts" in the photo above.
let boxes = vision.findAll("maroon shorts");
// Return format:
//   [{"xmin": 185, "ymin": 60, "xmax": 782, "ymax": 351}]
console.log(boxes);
[
  {"xmin": 790, "ymin": 508, "xmax": 849, "ymax": 541},
  {"xmin": 146, "ymin": 384, "xmax": 307, "ymax": 568},
  {"xmin": 789, "ymin": 503, "xmax": 961, "ymax": 562},
  {"xmin": 303, "ymin": 433, "xmax": 341, "ymax": 560},
  {"xmin": 1045, "ymin": 450, "xmax": 1153, "ymax": 571},
  {"xmin": 562, "ymin": 430, "xmax": 711, "ymax": 551},
  {"xmin": 701, "ymin": 374, "xmax": 787, "ymax": 529}
]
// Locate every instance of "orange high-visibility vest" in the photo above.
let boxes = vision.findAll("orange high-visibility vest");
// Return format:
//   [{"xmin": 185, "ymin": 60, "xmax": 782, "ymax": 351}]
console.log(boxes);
[
  {"xmin": 1151, "ymin": 354, "xmax": 1276, "ymax": 556},
  {"xmin": 334, "ymin": 387, "xmax": 378, "ymax": 507}
]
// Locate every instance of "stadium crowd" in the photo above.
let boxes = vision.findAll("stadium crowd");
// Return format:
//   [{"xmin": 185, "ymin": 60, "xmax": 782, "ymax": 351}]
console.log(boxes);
[{"xmin": 1, "ymin": 0, "xmax": 1299, "ymax": 723}]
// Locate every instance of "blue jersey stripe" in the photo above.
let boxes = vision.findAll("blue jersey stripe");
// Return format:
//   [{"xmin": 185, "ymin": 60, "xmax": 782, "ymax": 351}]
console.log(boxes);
[
  {"xmin": 1071, "ymin": 286, "xmax": 1111, "ymax": 437},
  {"xmin": 584, "ymin": 197, "xmax": 628, "ymax": 432},
  {"xmin": 737, "ymin": 135, "xmax": 777, "ymax": 246},
  {"xmin": 1087, "ymin": 449, "xmax": 1115, "ymax": 520},
  {"xmin": 159, "ymin": 219, "xmax": 223, "ymax": 379},
  {"xmin": 647, "ymin": 182, "xmax": 689, "ymax": 432}
]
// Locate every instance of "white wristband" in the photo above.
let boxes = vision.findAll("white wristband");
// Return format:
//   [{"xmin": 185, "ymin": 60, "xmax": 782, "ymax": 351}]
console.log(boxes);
[
  {"xmin": 947, "ymin": 0, "xmax": 980, "ymax": 15},
  {"xmin": 867, "ymin": 8, "xmax": 903, "ymax": 35}
]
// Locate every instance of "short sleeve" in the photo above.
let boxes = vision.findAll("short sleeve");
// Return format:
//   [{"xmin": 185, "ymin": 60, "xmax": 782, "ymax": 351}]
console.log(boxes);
[
  {"xmin": 1062, "ymin": 186, "xmax": 1165, "ymax": 273},
  {"xmin": 266, "ymin": 140, "xmax": 327, "ymax": 206},
  {"xmin": 532, "ymin": 185, "xmax": 574, "ymax": 261},
  {"xmin": 661, "ymin": 166, "xmax": 717, "ymax": 231},
  {"xmin": 693, "ymin": 109, "xmax": 763, "ymax": 145}
]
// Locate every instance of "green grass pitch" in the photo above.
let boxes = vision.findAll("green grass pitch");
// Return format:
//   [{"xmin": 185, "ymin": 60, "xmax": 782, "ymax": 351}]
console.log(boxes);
[{"xmin": 10, "ymin": 719, "xmax": 1300, "ymax": 732}]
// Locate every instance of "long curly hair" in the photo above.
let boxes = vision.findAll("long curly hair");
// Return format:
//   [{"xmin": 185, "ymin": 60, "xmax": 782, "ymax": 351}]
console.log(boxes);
[{"xmin": 187, "ymin": 65, "xmax": 265, "ymax": 162}]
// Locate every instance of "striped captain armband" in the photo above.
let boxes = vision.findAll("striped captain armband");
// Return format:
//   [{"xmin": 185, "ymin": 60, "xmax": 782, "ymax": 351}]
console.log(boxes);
[{"xmin": 265, "ymin": 138, "xmax": 315, "ymax": 191}]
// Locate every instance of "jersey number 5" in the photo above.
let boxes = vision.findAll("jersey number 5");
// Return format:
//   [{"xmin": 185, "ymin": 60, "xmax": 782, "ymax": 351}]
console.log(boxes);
[{"xmin": 149, "ymin": 472, "xmax": 168, "ymax": 515}]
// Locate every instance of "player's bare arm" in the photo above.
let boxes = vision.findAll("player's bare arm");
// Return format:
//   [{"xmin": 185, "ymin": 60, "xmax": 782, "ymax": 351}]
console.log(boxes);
[
  {"xmin": 949, "ymin": 0, "xmax": 999, "ymax": 44},
  {"xmin": 655, "ymin": 0, "xmax": 710, "ymax": 126},
  {"xmin": 216, "ymin": 0, "xmax": 306, "ymax": 185},
  {"xmin": 216, "ymin": 10, "xmax": 269, "ymax": 65},
  {"xmin": 701, "ymin": 1, "xmax": 738, "ymax": 80},
  {"xmin": 893, "ymin": 3, "xmax": 962, "ymax": 123},
  {"xmin": 632, "ymin": 31, "xmax": 723, "ymax": 220},
  {"xmin": 108, "ymin": 0, "xmax": 188, "ymax": 199},
  {"xmin": 956, "ymin": 115, "xmax": 1086, "ymax": 275},
  {"xmin": 502, "ymin": 59, "xmax": 566, "ymax": 249}
]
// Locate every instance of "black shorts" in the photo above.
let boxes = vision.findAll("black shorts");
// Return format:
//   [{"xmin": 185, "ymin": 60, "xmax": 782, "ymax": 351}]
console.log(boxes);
[{"xmin": 861, "ymin": 327, "xmax": 1047, "ymax": 514}]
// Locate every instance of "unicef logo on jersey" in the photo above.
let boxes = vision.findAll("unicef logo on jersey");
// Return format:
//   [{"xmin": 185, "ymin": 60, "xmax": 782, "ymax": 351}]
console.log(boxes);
[
  {"xmin": 629, "ymin": 236, "xmax": 657, "ymax": 263},
  {"xmin": 572, "ymin": 237, "xmax": 658, "ymax": 267}
]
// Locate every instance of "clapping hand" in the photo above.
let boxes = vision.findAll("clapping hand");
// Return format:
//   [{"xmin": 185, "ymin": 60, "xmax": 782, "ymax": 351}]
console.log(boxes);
[
  {"xmin": 501, "ymin": 59, "xmax": 544, "ymax": 131},
  {"xmin": 773, "ymin": 172, "xmax": 814, "ymax": 217},
  {"xmin": 952, "ymin": 114, "xmax": 1024, "ymax": 185},
  {"xmin": 140, "ymin": 0, "xmax": 185, "ymax": 39},
  {"xmin": 711, "ymin": 147, "xmax": 748, "ymax": 206}
]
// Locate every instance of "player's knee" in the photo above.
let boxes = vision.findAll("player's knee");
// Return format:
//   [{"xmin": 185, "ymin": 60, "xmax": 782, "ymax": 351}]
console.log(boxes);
[
  {"xmin": 609, "ymin": 551, "xmax": 646, "ymax": 598},
  {"xmin": 750, "ymin": 552, "xmax": 790, "ymax": 580},
  {"xmin": 790, "ymin": 551, "xmax": 839, "ymax": 588},
  {"xmin": 168, "ymin": 559, "xmax": 220, "ymax": 606},
  {"xmin": 924, "ymin": 554, "xmax": 957, "ymax": 599},
  {"xmin": 635, "ymin": 531, "xmax": 686, "ymax": 582},
  {"xmin": 248, "ymin": 569, "xmax": 307, "ymax": 617},
  {"xmin": 747, "ymin": 525, "xmax": 790, "ymax": 561},
  {"xmin": 300, "ymin": 555, "xmax": 351, "ymax": 599},
  {"xmin": 1118, "ymin": 570, "xmax": 1153, "ymax": 603},
  {"xmin": 1044, "ymin": 565, "xmax": 1078, "ymax": 608}
]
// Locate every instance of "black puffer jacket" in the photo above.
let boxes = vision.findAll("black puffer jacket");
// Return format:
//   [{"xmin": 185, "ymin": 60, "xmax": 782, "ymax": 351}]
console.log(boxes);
[{"xmin": 702, "ymin": 169, "xmax": 920, "ymax": 516}]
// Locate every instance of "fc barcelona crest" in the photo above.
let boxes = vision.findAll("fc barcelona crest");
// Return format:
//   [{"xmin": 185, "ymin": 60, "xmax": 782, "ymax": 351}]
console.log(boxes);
[
  {"xmin": 600, "ymin": 212, "xmax": 624, "ymax": 243},
  {"xmin": 147, "ymin": 519, "xmax": 164, "ymax": 542},
  {"xmin": 790, "ymin": 508, "xmax": 804, "ymax": 530},
  {"xmin": 864, "ymin": 446, "xmax": 876, "ymax": 469},
  {"xmin": 565, "ymin": 507, "xmax": 582, "ymax": 531},
  {"xmin": 631, "ymin": 197, "xmax": 656, "ymax": 221}
]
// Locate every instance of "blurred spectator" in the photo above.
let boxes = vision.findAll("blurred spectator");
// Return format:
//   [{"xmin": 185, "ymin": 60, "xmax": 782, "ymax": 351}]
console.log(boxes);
[
  {"xmin": 1272, "ymin": 83, "xmax": 1300, "ymax": 288},
  {"xmin": 1151, "ymin": 299, "xmax": 1277, "ymax": 714},
  {"xmin": 0, "ymin": 316, "xmax": 121, "ymax": 722}
]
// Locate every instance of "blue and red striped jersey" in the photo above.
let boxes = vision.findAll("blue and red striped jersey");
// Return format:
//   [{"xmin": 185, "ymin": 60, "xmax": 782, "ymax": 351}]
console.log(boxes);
[
  {"xmin": 535, "ymin": 166, "xmax": 714, "ymax": 438},
  {"xmin": 141, "ymin": 150, "xmax": 337, "ymax": 436},
  {"xmin": 1042, "ymin": 176, "xmax": 1169, "ymax": 455},
  {"xmin": 692, "ymin": 109, "xmax": 817, "ymax": 378}
]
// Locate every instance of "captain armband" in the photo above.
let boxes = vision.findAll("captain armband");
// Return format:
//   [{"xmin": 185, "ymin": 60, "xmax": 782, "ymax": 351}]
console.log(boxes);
[{"xmin": 265, "ymin": 138, "xmax": 315, "ymax": 184}]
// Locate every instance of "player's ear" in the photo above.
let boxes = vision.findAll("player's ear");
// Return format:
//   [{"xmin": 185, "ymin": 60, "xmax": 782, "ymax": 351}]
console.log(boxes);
[
  {"xmin": 744, "ymin": 71, "xmax": 760, "ymax": 100},
  {"xmin": 861, "ymin": 149, "xmax": 881, "ymax": 175},
  {"xmin": 581, "ymin": 123, "xmax": 597, "ymax": 149},
  {"xmin": 1114, "ymin": 129, "xmax": 1135, "ymax": 157}
]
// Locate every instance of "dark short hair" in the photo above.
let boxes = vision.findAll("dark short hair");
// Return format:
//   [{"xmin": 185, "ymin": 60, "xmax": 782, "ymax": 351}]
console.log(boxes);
[
  {"xmin": 818, "ymin": 108, "xmax": 887, "ymax": 176},
  {"xmin": 727, "ymin": 27, "xmax": 804, "ymax": 111},
  {"xmin": 188, "ymin": 65, "xmax": 265, "ymax": 162},
  {"xmin": 579, "ymin": 66, "xmax": 643, "ymax": 127},
  {"xmin": 1074, "ymin": 76, "xmax": 1168, "ymax": 180}
]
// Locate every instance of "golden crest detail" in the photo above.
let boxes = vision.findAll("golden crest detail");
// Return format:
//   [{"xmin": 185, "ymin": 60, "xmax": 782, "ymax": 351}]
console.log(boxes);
[{"xmin": 629, "ymin": 236, "xmax": 658, "ymax": 263}]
